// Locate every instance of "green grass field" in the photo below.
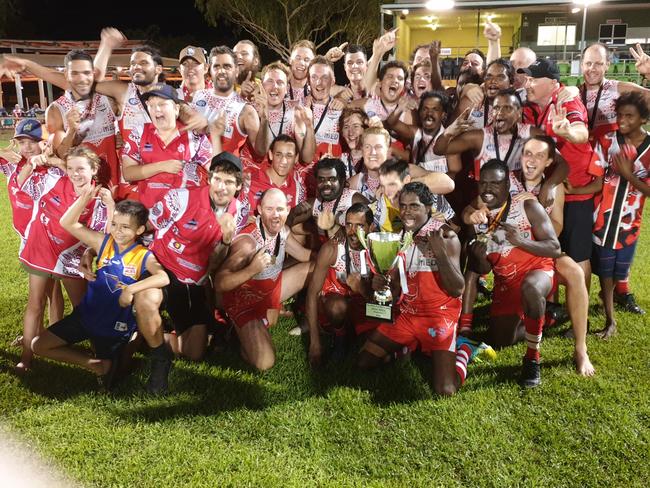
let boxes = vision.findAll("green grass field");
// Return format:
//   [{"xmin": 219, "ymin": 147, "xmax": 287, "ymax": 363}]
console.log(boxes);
[{"xmin": 0, "ymin": 132, "xmax": 648, "ymax": 487}]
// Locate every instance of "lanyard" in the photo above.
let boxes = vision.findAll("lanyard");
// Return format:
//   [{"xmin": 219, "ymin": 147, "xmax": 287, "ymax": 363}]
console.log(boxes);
[
  {"xmin": 415, "ymin": 132, "xmax": 436, "ymax": 164},
  {"xmin": 319, "ymin": 189, "xmax": 343, "ymax": 216},
  {"xmin": 289, "ymin": 82, "xmax": 309, "ymax": 101},
  {"xmin": 580, "ymin": 82, "xmax": 604, "ymax": 131},
  {"xmin": 532, "ymin": 103, "xmax": 552, "ymax": 129},
  {"xmin": 483, "ymin": 97, "xmax": 490, "ymax": 127},
  {"xmin": 268, "ymin": 101, "xmax": 287, "ymax": 139},
  {"xmin": 258, "ymin": 220, "xmax": 281, "ymax": 258},
  {"xmin": 313, "ymin": 97, "xmax": 332, "ymax": 136},
  {"xmin": 487, "ymin": 197, "xmax": 511, "ymax": 234},
  {"xmin": 493, "ymin": 128, "xmax": 518, "ymax": 166}
]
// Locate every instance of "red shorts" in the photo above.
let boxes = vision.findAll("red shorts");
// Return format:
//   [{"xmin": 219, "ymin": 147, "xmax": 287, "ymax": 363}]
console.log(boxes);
[
  {"xmin": 376, "ymin": 312, "xmax": 457, "ymax": 354},
  {"xmin": 223, "ymin": 277, "xmax": 282, "ymax": 328},
  {"xmin": 491, "ymin": 268, "xmax": 554, "ymax": 318}
]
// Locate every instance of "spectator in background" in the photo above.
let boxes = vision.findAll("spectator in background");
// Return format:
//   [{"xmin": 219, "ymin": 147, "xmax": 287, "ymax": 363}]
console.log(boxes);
[{"xmin": 12, "ymin": 104, "xmax": 24, "ymax": 118}]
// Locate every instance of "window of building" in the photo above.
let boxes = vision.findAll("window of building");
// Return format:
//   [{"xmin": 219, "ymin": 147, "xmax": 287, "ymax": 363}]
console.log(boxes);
[
  {"xmin": 537, "ymin": 25, "xmax": 576, "ymax": 46},
  {"xmin": 599, "ymin": 24, "xmax": 627, "ymax": 46}
]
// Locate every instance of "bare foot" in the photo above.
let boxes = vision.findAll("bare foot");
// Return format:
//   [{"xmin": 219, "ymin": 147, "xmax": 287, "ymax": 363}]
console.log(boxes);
[
  {"xmin": 14, "ymin": 361, "xmax": 31, "ymax": 375},
  {"xmin": 87, "ymin": 358, "xmax": 111, "ymax": 376},
  {"xmin": 595, "ymin": 322, "xmax": 617, "ymax": 340},
  {"xmin": 574, "ymin": 351, "xmax": 595, "ymax": 376}
]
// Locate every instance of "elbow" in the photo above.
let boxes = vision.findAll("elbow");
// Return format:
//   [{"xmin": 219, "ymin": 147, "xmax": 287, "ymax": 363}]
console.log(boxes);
[{"xmin": 550, "ymin": 240, "xmax": 562, "ymax": 259}]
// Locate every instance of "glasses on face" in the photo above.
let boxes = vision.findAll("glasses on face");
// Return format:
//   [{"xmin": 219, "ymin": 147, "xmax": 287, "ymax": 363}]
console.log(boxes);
[{"xmin": 414, "ymin": 72, "xmax": 432, "ymax": 81}]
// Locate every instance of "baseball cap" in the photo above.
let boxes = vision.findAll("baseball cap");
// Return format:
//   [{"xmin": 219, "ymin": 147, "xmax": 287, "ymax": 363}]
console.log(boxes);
[
  {"xmin": 140, "ymin": 83, "xmax": 182, "ymax": 103},
  {"xmin": 179, "ymin": 45, "xmax": 207, "ymax": 65},
  {"xmin": 210, "ymin": 151, "xmax": 242, "ymax": 172},
  {"xmin": 14, "ymin": 118, "xmax": 43, "ymax": 141},
  {"xmin": 516, "ymin": 58, "xmax": 560, "ymax": 82}
]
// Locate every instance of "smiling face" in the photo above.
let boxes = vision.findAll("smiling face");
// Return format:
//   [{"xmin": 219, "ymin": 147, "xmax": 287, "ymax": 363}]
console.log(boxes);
[
  {"xmin": 66, "ymin": 156, "xmax": 97, "ymax": 189},
  {"xmin": 521, "ymin": 138, "xmax": 553, "ymax": 182},
  {"xmin": 110, "ymin": 212, "xmax": 144, "ymax": 248},
  {"xmin": 362, "ymin": 133, "xmax": 389, "ymax": 171},
  {"xmin": 309, "ymin": 63, "xmax": 334, "ymax": 102},
  {"xmin": 262, "ymin": 69, "xmax": 288, "ymax": 109},
  {"xmin": 66, "ymin": 59, "xmax": 94, "ymax": 99},
  {"xmin": 290, "ymin": 47, "xmax": 314, "ymax": 81},
  {"xmin": 379, "ymin": 67, "xmax": 405, "ymax": 104},
  {"xmin": 14, "ymin": 137, "xmax": 42, "ymax": 159},
  {"xmin": 209, "ymin": 170, "xmax": 242, "ymax": 207},
  {"xmin": 413, "ymin": 47, "xmax": 430, "ymax": 66},
  {"xmin": 210, "ymin": 53, "xmax": 238, "ymax": 94},
  {"xmin": 616, "ymin": 103, "xmax": 646, "ymax": 136},
  {"xmin": 399, "ymin": 191, "xmax": 430, "ymax": 231},
  {"xmin": 233, "ymin": 42, "xmax": 259, "ymax": 82},
  {"xmin": 316, "ymin": 167, "xmax": 342, "ymax": 202},
  {"xmin": 479, "ymin": 168, "xmax": 509, "ymax": 209},
  {"xmin": 341, "ymin": 113, "xmax": 364, "ymax": 149},
  {"xmin": 419, "ymin": 96, "xmax": 445, "ymax": 134},
  {"xmin": 146, "ymin": 96, "xmax": 179, "ymax": 132},
  {"xmin": 379, "ymin": 171, "xmax": 408, "ymax": 200},
  {"xmin": 413, "ymin": 65, "xmax": 432, "ymax": 98},
  {"xmin": 525, "ymin": 77, "xmax": 557, "ymax": 105},
  {"xmin": 492, "ymin": 94, "xmax": 521, "ymax": 134},
  {"xmin": 484, "ymin": 63, "xmax": 511, "ymax": 100},
  {"xmin": 180, "ymin": 57, "xmax": 206, "ymax": 88},
  {"xmin": 344, "ymin": 52, "xmax": 367, "ymax": 84},
  {"xmin": 345, "ymin": 211, "xmax": 370, "ymax": 251},
  {"xmin": 129, "ymin": 52, "xmax": 160, "ymax": 87},
  {"xmin": 269, "ymin": 140, "xmax": 298, "ymax": 178},
  {"xmin": 581, "ymin": 45, "xmax": 608, "ymax": 88},
  {"xmin": 258, "ymin": 189, "xmax": 289, "ymax": 235},
  {"xmin": 461, "ymin": 53, "xmax": 484, "ymax": 75}
]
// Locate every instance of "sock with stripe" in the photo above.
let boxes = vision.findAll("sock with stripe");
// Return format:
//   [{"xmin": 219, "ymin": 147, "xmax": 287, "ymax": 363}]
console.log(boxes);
[{"xmin": 523, "ymin": 316, "xmax": 544, "ymax": 361}]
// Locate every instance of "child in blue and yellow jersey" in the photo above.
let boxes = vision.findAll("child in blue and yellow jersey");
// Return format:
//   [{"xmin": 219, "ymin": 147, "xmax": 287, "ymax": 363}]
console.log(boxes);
[{"xmin": 31, "ymin": 187, "xmax": 169, "ymax": 385}]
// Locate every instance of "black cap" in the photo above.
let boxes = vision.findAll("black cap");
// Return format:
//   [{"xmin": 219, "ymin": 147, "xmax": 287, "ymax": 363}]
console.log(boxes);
[
  {"xmin": 140, "ymin": 83, "xmax": 182, "ymax": 103},
  {"xmin": 210, "ymin": 151, "xmax": 242, "ymax": 172},
  {"xmin": 516, "ymin": 58, "xmax": 560, "ymax": 82}
]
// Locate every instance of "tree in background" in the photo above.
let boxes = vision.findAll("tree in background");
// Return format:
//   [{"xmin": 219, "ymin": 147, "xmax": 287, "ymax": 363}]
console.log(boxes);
[{"xmin": 195, "ymin": 0, "xmax": 380, "ymax": 60}]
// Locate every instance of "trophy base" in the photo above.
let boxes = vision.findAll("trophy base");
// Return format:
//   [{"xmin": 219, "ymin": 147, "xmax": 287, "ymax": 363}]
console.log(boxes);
[{"xmin": 366, "ymin": 302, "xmax": 393, "ymax": 322}]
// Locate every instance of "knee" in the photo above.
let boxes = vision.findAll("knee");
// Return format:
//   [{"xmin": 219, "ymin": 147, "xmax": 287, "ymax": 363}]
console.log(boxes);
[
  {"xmin": 327, "ymin": 297, "xmax": 348, "ymax": 325},
  {"xmin": 134, "ymin": 292, "xmax": 160, "ymax": 315},
  {"xmin": 521, "ymin": 281, "xmax": 545, "ymax": 315},
  {"xmin": 31, "ymin": 335, "xmax": 44, "ymax": 355},
  {"xmin": 252, "ymin": 353, "xmax": 275, "ymax": 372},
  {"xmin": 434, "ymin": 382, "xmax": 458, "ymax": 397},
  {"xmin": 560, "ymin": 260, "xmax": 585, "ymax": 286}
]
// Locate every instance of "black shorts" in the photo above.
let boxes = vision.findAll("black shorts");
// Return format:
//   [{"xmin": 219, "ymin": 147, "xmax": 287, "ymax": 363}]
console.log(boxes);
[
  {"xmin": 162, "ymin": 270, "xmax": 213, "ymax": 335},
  {"xmin": 48, "ymin": 308, "xmax": 128, "ymax": 360},
  {"xmin": 559, "ymin": 199, "xmax": 594, "ymax": 263}
]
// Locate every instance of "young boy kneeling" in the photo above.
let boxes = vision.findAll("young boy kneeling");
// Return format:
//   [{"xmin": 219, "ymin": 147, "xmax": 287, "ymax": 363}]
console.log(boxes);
[{"xmin": 32, "ymin": 188, "xmax": 168, "ymax": 388}]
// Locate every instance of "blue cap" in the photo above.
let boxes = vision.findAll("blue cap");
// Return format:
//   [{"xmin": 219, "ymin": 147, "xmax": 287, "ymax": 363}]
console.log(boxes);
[
  {"xmin": 14, "ymin": 118, "xmax": 43, "ymax": 141},
  {"xmin": 141, "ymin": 83, "xmax": 182, "ymax": 104}
]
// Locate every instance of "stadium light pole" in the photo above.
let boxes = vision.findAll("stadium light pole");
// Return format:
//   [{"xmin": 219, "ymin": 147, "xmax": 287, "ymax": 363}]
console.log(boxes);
[{"xmin": 575, "ymin": 0, "xmax": 601, "ymax": 51}]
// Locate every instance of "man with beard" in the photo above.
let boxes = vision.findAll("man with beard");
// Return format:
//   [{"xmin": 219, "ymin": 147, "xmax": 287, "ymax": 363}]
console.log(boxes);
[
  {"xmin": 215, "ymin": 189, "xmax": 313, "ymax": 371},
  {"xmin": 467, "ymin": 160, "xmax": 561, "ymax": 387},
  {"xmin": 358, "ymin": 182, "xmax": 493, "ymax": 396},
  {"xmin": 518, "ymin": 59, "xmax": 598, "ymax": 290},
  {"xmin": 177, "ymin": 46, "xmax": 209, "ymax": 102},
  {"xmin": 289, "ymin": 157, "xmax": 368, "ymax": 244},
  {"xmin": 234, "ymin": 40, "xmax": 261, "ymax": 87},
  {"xmin": 287, "ymin": 40, "xmax": 315, "ymax": 105},
  {"xmin": 191, "ymin": 46, "xmax": 263, "ymax": 169},
  {"xmin": 306, "ymin": 203, "xmax": 376, "ymax": 367},
  {"xmin": 460, "ymin": 49, "xmax": 486, "ymax": 77},
  {"xmin": 247, "ymin": 134, "xmax": 306, "ymax": 210},
  {"xmin": 252, "ymin": 61, "xmax": 316, "ymax": 165}
]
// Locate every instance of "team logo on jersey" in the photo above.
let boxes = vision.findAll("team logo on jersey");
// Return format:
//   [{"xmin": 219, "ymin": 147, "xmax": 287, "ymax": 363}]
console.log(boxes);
[
  {"xmin": 40, "ymin": 214, "xmax": 50, "ymax": 225},
  {"xmin": 49, "ymin": 195, "xmax": 61, "ymax": 206},
  {"xmin": 143, "ymin": 143, "xmax": 153, "ymax": 152},
  {"xmin": 104, "ymin": 273, "xmax": 126, "ymax": 293},
  {"xmin": 129, "ymin": 98, "xmax": 140, "ymax": 106},
  {"xmin": 367, "ymin": 110, "xmax": 377, "ymax": 117},
  {"xmin": 183, "ymin": 219, "xmax": 198, "ymax": 230},
  {"xmin": 168, "ymin": 239, "xmax": 186, "ymax": 254},
  {"xmin": 177, "ymin": 143, "xmax": 185, "ymax": 154},
  {"xmin": 114, "ymin": 321, "xmax": 129, "ymax": 333},
  {"xmin": 196, "ymin": 99, "xmax": 207, "ymax": 107},
  {"xmin": 123, "ymin": 264, "xmax": 137, "ymax": 278}
]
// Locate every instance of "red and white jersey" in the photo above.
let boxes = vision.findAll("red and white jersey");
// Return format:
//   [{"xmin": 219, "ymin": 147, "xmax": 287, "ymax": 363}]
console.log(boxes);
[
  {"xmin": 322, "ymin": 240, "xmax": 364, "ymax": 297},
  {"xmin": 222, "ymin": 218, "xmax": 289, "ymax": 326},
  {"xmin": 467, "ymin": 98, "xmax": 494, "ymax": 130},
  {"xmin": 247, "ymin": 166, "xmax": 305, "ymax": 210},
  {"xmin": 214, "ymin": 193, "xmax": 250, "ymax": 237},
  {"xmin": 591, "ymin": 131, "xmax": 650, "ymax": 249},
  {"xmin": 149, "ymin": 185, "xmax": 224, "ymax": 284},
  {"xmin": 400, "ymin": 218, "xmax": 462, "ymax": 317},
  {"xmin": 286, "ymin": 82, "xmax": 310, "ymax": 105},
  {"xmin": 1, "ymin": 157, "xmax": 63, "ymax": 240},
  {"xmin": 349, "ymin": 170, "xmax": 380, "ymax": 203},
  {"xmin": 473, "ymin": 123, "xmax": 532, "ymax": 179},
  {"xmin": 580, "ymin": 79, "xmax": 620, "ymax": 147},
  {"xmin": 267, "ymin": 101, "xmax": 296, "ymax": 140},
  {"xmin": 192, "ymin": 90, "xmax": 249, "ymax": 156},
  {"xmin": 53, "ymin": 91, "xmax": 119, "ymax": 187},
  {"xmin": 475, "ymin": 197, "xmax": 554, "ymax": 283},
  {"xmin": 125, "ymin": 122, "xmax": 212, "ymax": 209},
  {"xmin": 312, "ymin": 98, "xmax": 343, "ymax": 161},
  {"xmin": 118, "ymin": 83, "xmax": 151, "ymax": 161},
  {"xmin": 411, "ymin": 127, "xmax": 448, "ymax": 172},
  {"xmin": 20, "ymin": 176, "xmax": 108, "ymax": 278},
  {"xmin": 363, "ymin": 95, "xmax": 395, "ymax": 121},
  {"xmin": 340, "ymin": 151, "xmax": 362, "ymax": 179},
  {"xmin": 312, "ymin": 187, "xmax": 359, "ymax": 226}
]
